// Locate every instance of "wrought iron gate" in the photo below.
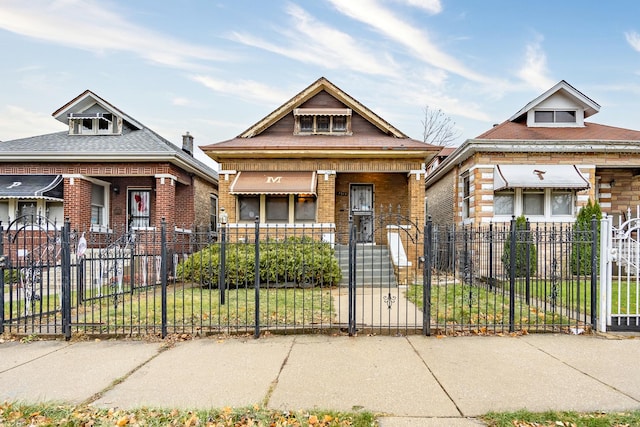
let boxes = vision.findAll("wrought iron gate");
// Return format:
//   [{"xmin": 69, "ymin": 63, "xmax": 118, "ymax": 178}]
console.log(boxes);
[
  {"xmin": 599, "ymin": 209, "xmax": 640, "ymax": 331},
  {"xmin": 342, "ymin": 213, "xmax": 426, "ymax": 336}
]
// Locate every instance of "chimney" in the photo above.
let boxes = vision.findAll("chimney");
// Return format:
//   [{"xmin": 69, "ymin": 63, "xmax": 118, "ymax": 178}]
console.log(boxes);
[{"xmin": 182, "ymin": 131, "xmax": 194, "ymax": 156}]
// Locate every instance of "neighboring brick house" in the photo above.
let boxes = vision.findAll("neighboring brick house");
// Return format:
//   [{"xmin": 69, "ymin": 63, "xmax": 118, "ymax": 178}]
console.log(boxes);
[
  {"xmin": 0, "ymin": 90, "xmax": 219, "ymax": 238},
  {"xmin": 425, "ymin": 80, "xmax": 640, "ymax": 226},
  {"xmin": 201, "ymin": 77, "xmax": 441, "ymax": 246}
]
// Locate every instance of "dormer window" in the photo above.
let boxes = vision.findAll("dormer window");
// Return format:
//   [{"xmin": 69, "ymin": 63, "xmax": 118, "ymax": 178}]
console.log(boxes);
[
  {"xmin": 68, "ymin": 112, "xmax": 118, "ymax": 135},
  {"xmin": 294, "ymin": 108, "xmax": 352, "ymax": 135},
  {"xmin": 534, "ymin": 110, "xmax": 576, "ymax": 124}
]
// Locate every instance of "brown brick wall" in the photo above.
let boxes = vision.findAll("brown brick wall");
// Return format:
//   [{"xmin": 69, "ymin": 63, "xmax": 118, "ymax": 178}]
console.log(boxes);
[
  {"xmin": 64, "ymin": 177, "xmax": 92, "ymax": 230},
  {"xmin": 155, "ymin": 176, "xmax": 176, "ymax": 226},
  {"xmin": 0, "ymin": 162, "xmax": 216, "ymax": 231},
  {"xmin": 317, "ymin": 172, "xmax": 336, "ymax": 223},
  {"xmin": 192, "ymin": 175, "xmax": 217, "ymax": 228},
  {"xmin": 425, "ymin": 172, "xmax": 454, "ymax": 226}
]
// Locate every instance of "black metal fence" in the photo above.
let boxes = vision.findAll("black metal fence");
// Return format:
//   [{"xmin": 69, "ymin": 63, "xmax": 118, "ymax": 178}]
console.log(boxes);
[{"xmin": 0, "ymin": 215, "xmax": 598, "ymax": 339}]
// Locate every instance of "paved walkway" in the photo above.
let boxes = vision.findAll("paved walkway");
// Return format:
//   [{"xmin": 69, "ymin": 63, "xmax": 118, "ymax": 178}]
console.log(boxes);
[{"xmin": 1, "ymin": 332, "xmax": 639, "ymax": 426}]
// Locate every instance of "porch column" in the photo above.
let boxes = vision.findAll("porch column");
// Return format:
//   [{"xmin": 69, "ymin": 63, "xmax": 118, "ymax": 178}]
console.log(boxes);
[
  {"xmin": 218, "ymin": 170, "xmax": 237, "ymax": 223},
  {"xmin": 317, "ymin": 170, "xmax": 336, "ymax": 223},
  {"xmin": 155, "ymin": 174, "xmax": 176, "ymax": 226},
  {"xmin": 63, "ymin": 175, "xmax": 92, "ymax": 231},
  {"xmin": 408, "ymin": 169, "xmax": 426, "ymax": 283},
  {"xmin": 408, "ymin": 170, "xmax": 425, "ymax": 227}
]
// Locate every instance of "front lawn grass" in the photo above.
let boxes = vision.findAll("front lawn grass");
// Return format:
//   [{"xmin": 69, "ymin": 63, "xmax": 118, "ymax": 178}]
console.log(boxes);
[
  {"xmin": 70, "ymin": 283, "xmax": 335, "ymax": 333},
  {"xmin": 407, "ymin": 281, "xmax": 586, "ymax": 331},
  {"xmin": 482, "ymin": 409, "xmax": 640, "ymax": 427}
]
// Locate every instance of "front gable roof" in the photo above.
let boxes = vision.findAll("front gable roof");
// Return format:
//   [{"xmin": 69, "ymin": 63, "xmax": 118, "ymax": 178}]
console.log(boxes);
[
  {"xmin": 508, "ymin": 80, "xmax": 600, "ymax": 122},
  {"xmin": 52, "ymin": 89, "xmax": 143, "ymax": 130},
  {"xmin": 425, "ymin": 80, "xmax": 640, "ymax": 186},
  {"xmin": 202, "ymin": 77, "xmax": 441, "ymax": 161},
  {"xmin": 240, "ymin": 77, "xmax": 407, "ymax": 138}
]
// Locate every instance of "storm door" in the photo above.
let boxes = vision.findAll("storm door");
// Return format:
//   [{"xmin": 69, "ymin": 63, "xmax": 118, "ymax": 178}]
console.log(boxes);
[{"xmin": 350, "ymin": 184, "xmax": 373, "ymax": 243}]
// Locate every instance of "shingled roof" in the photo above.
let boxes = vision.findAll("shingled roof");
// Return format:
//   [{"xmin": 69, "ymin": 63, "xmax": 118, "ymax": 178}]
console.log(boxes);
[
  {"xmin": 477, "ymin": 120, "xmax": 640, "ymax": 141},
  {"xmin": 0, "ymin": 90, "xmax": 218, "ymax": 183}
]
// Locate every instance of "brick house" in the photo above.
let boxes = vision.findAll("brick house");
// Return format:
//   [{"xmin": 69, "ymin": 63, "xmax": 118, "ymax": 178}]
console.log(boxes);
[
  {"xmin": 0, "ymin": 90, "xmax": 219, "ymax": 238},
  {"xmin": 201, "ymin": 77, "xmax": 441, "ymax": 247},
  {"xmin": 425, "ymin": 80, "xmax": 640, "ymax": 226}
]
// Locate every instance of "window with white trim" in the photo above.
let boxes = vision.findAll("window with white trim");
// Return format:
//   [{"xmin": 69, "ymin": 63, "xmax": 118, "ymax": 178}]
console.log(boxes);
[
  {"xmin": 9, "ymin": 200, "xmax": 63, "ymax": 225},
  {"xmin": 129, "ymin": 189, "xmax": 151, "ymax": 228},
  {"xmin": 493, "ymin": 188, "xmax": 576, "ymax": 219},
  {"xmin": 237, "ymin": 194, "xmax": 317, "ymax": 223},
  {"xmin": 494, "ymin": 190, "xmax": 514, "ymax": 216},
  {"xmin": 293, "ymin": 108, "xmax": 352, "ymax": 135},
  {"xmin": 462, "ymin": 173, "xmax": 471, "ymax": 219},
  {"xmin": 91, "ymin": 183, "xmax": 106, "ymax": 227},
  {"xmin": 69, "ymin": 112, "xmax": 118, "ymax": 135},
  {"xmin": 534, "ymin": 110, "xmax": 576, "ymax": 124}
]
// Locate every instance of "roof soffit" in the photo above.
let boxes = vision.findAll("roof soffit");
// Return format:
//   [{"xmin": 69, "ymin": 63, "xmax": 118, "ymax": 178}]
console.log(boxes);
[{"xmin": 239, "ymin": 77, "xmax": 407, "ymax": 139}]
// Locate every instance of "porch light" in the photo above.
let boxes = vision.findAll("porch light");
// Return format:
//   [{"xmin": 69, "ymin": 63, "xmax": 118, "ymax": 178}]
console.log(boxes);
[{"xmin": 219, "ymin": 207, "xmax": 228, "ymax": 225}]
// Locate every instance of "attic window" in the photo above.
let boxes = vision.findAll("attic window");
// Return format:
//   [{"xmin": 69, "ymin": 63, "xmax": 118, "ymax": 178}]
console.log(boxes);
[
  {"xmin": 293, "ymin": 108, "xmax": 352, "ymax": 135},
  {"xmin": 68, "ymin": 112, "xmax": 116, "ymax": 135},
  {"xmin": 534, "ymin": 110, "xmax": 576, "ymax": 124}
]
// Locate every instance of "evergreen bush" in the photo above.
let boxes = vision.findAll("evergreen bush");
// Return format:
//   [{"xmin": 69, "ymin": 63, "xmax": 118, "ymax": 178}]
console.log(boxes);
[
  {"xmin": 502, "ymin": 215, "xmax": 537, "ymax": 277},
  {"xmin": 571, "ymin": 199, "xmax": 602, "ymax": 275}
]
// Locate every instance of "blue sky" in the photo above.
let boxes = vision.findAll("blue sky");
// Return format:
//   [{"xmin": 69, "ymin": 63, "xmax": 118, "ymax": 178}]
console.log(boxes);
[{"xmin": 2, "ymin": 0, "xmax": 640, "ymax": 169}]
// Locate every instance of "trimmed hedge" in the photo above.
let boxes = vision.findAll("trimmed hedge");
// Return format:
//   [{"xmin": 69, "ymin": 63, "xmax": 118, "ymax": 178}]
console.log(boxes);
[{"xmin": 177, "ymin": 236, "xmax": 342, "ymax": 288}]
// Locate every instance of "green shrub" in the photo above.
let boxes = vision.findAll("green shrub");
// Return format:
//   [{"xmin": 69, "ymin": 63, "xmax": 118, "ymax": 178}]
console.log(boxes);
[
  {"xmin": 571, "ymin": 199, "xmax": 602, "ymax": 275},
  {"xmin": 502, "ymin": 215, "xmax": 537, "ymax": 277},
  {"xmin": 177, "ymin": 236, "xmax": 342, "ymax": 288},
  {"xmin": 3, "ymin": 268, "xmax": 21, "ymax": 284}
]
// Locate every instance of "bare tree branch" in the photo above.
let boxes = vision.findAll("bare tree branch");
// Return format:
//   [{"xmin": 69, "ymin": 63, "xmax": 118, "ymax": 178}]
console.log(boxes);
[{"xmin": 421, "ymin": 105, "xmax": 461, "ymax": 146}]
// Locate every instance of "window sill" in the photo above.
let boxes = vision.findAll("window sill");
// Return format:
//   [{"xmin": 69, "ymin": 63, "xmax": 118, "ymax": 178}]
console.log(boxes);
[{"xmin": 90, "ymin": 225, "xmax": 112, "ymax": 233}]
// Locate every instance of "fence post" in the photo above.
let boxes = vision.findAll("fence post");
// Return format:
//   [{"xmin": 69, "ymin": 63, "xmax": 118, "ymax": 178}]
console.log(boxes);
[
  {"xmin": 598, "ymin": 216, "xmax": 612, "ymax": 332},
  {"xmin": 590, "ymin": 215, "xmax": 598, "ymax": 327},
  {"xmin": 348, "ymin": 215, "xmax": 357, "ymax": 336},
  {"xmin": 161, "ymin": 219, "xmax": 167, "ymax": 339},
  {"xmin": 61, "ymin": 219, "xmax": 72, "ymax": 341},
  {"xmin": 509, "ymin": 216, "xmax": 516, "ymax": 332},
  {"xmin": 525, "ymin": 219, "xmax": 531, "ymax": 305},
  {"xmin": 488, "ymin": 222, "xmax": 494, "ymax": 290},
  {"xmin": 219, "ymin": 222, "xmax": 227, "ymax": 306},
  {"xmin": 0, "ymin": 222, "xmax": 4, "ymax": 335},
  {"xmin": 423, "ymin": 216, "xmax": 432, "ymax": 336},
  {"xmin": 254, "ymin": 216, "xmax": 260, "ymax": 339}
]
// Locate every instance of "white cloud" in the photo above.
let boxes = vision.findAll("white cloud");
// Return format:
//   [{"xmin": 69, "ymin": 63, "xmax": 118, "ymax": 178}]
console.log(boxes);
[
  {"xmin": 0, "ymin": 0, "xmax": 231, "ymax": 70},
  {"xmin": 190, "ymin": 76, "xmax": 291, "ymax": 105},
  {"xmin": 172, "ymin": 97, "xmax": 191, "ymax": 107},
  {"xmin": 0, "ymin": 105, "xmax": 67, "ymax": 141},
  {"xmin": 230, "ymin": 4, "xmax": 399, "ymax": 77},
  {"xmin": 625, "ymin": 31, "xmax": 640, "ymax": 51},
  {"xmin": 517, "ymin": 37, "xmax": 555, "ymax": 90},
  {"xmin": 326, "ymin": 0, "xmax": 488, "ymax": 83},
  {"xmin": 400, "ymin": 0, "xmax": 442, "ymax": 14}
]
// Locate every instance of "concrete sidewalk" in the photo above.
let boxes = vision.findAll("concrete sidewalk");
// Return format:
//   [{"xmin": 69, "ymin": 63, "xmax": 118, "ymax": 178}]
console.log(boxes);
[{"xmin": 1, "ymin": 333, "xmax": 639, "ymax": 426}]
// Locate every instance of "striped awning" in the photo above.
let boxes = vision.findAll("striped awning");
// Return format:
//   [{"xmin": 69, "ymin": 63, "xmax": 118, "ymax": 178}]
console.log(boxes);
[
  {"xmin": 0, "ymin": 175, "xmax": 64, "ymax": 200},
  {"xmin": 230, "ymin": 171, "xmax": 317, "ymax": 195}
]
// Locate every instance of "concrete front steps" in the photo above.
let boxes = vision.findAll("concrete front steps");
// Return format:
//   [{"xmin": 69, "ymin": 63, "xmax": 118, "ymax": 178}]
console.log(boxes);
[{"xmin": 335, "ymin": 244, "xmax": 398, "ymax": 287}]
